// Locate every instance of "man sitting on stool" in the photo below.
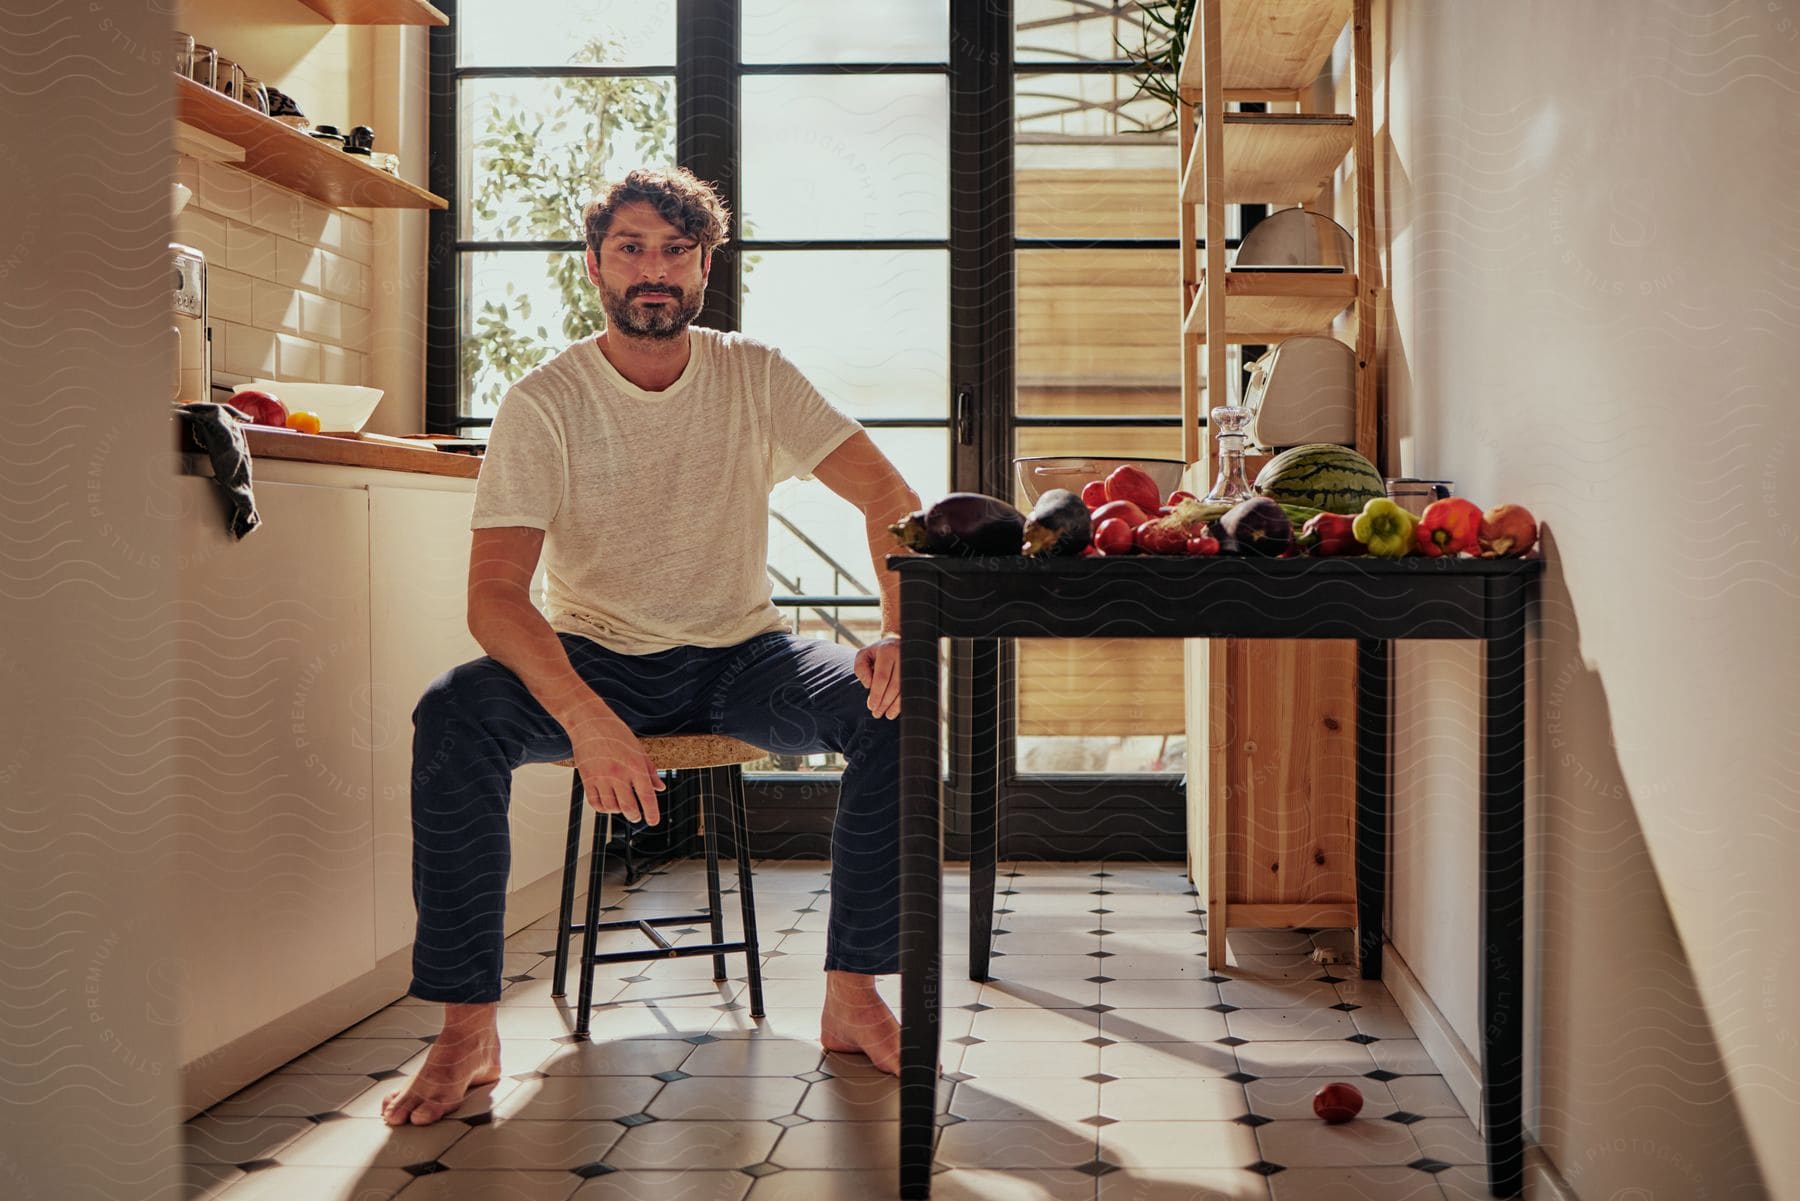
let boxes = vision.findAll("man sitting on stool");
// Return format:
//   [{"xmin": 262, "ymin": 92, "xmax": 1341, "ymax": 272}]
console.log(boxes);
[{"xmin": 383, "ymin": 167, "xmax": 920, "ymax": 1127}]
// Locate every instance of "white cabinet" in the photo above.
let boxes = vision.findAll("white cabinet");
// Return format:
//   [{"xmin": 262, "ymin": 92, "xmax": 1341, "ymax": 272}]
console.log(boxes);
[{"xmin": 173, "ymin": 477, "xmax": 376, "ymax": 1067}]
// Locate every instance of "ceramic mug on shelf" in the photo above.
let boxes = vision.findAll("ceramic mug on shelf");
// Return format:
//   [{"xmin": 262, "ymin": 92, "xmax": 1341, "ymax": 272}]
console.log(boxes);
[{"xmin": 1384, "ymin": 478, "xmax": 1454, "ymax": 518}]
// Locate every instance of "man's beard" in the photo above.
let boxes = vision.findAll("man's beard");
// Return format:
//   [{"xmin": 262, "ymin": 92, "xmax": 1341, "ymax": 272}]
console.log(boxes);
[{"xmin": 600, "ymin": 280, "xmax": 705, "ymax": 340}]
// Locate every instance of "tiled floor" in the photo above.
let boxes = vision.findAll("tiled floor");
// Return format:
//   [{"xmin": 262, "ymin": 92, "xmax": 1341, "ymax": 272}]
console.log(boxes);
[{"xmin": 183, "ymin": 860, "xmax": 1487, "ymax": 1200}]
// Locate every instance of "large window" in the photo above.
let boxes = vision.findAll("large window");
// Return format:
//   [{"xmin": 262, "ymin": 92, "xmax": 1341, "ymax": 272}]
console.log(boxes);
[{"xmin": 430, "ymin": 1, "xmax": 1192, "ymax": 851}]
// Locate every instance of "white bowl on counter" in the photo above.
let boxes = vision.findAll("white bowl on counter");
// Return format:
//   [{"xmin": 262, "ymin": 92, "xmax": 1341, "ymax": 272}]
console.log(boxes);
[{"xmin": 233, "ymin": 379, "xmax": 384, "ymax": 433}]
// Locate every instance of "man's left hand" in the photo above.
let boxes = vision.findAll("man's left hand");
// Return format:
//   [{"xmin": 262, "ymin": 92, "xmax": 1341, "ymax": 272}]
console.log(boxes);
[{"xmin": 853, "ymin": 635, "xmax": 901, "ymax": 720}]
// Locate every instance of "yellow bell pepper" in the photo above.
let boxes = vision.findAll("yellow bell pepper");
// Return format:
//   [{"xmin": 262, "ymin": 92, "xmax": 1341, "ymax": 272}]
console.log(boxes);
[{"xmin": 1353, "ymin": 498, "xmax": 1416, "ymax": 559}]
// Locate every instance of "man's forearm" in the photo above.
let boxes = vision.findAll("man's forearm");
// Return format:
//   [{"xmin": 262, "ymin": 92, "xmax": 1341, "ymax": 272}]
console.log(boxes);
[
  {"xmin": 469, "ymin": 593, "xmax": 609, "ymax": 731},
  {"xmin": 866, "ymin": 488, "xmax": 919, "ymax": 637}
]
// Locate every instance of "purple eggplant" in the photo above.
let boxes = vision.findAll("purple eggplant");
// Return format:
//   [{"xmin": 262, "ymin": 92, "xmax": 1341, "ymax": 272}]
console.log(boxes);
[
  {"xmin": 889, "ymin": 492, "xmax": 1026, "ymax": 556},
  {"xmin": 1021, "ymin": 489, "xmax": 1093, "ymax": 557},
  {"xmin": 1213, "ymin": 496, "xmax": 1293, "ymax": 557}
]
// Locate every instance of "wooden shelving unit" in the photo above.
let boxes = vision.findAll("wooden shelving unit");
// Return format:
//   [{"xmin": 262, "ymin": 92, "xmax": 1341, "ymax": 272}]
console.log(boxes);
[
  {"xmin": 1181, "ymin": 270, "xmax": 1357, "ymax": 341},
  {"xmin": 1175, "ymin": 0, "xmax": 1382, "ymax": 967},
  {"xmin": 176, "ymin": 76, "xmax": 446, "ymax": 211},
  {"xmin": 1178, "ymin": 113, "xmax": 1354, "ymax": 206},
  {"xmin": 293, "ymin": 0, "xmax": 447, "ymax": 25}
]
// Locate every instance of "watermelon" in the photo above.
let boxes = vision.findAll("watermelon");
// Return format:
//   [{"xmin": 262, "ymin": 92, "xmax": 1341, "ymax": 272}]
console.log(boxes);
[{"xmin": 1255, "ymin": 444, "xmax": 1384, "ymax": 515}]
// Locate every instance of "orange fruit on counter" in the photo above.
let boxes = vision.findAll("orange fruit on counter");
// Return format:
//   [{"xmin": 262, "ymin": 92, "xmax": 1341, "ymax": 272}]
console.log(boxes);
[{"xmin": 285, "ymin": 410, "xmax": 322, "ymax": 435}]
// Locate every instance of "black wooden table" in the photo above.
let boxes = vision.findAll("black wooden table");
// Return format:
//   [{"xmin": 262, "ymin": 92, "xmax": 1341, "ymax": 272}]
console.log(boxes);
[{"xmin": 890, "ymin": 552, "xmax": 1541, "ymax": 1200}]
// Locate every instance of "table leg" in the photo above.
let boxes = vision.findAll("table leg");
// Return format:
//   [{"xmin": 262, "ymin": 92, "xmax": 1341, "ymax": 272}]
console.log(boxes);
[
  {"xmin": 1483, "ymin": 613, "xmax": 1527, "ymax": 1197},
  {"xmin": 1355, "ymin": 638, "xmax": 1390, "ymax": 980},
  {"xmin": 968, "ymin": 638, "xmax": 1000, "ymax": 983},
  {"xmin": 898, "ymin": 612, "xmax": 943, "ymax": 1200}
]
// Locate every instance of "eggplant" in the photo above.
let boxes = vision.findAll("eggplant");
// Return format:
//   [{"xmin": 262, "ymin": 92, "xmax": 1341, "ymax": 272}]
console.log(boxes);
[
  {"xmin": 889, "ymin": 492, "xmax": 1026, "ymax": 556},
  {"xmin": 1213, "ymin": 496, "xmax": 1293, "ymax": 557},
  {"xmin": 1020, "ymin": 488, "xmax": 1092, "ymax": 558}
]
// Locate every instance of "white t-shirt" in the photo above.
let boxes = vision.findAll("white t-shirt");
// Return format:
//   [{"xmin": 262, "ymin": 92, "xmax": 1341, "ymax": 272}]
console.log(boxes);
[{"xmin": 471, "ymin": 328, "xmax": 863, "ymax": 655}]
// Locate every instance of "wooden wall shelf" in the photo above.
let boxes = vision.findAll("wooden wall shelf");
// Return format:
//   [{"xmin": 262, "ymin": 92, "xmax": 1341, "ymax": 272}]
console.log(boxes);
[
  {"xmin": 1178, "ymin": 0, "xmax": 1353, "ymax": 95},
  {"xmin": 175, "ymin": 76, "xmax": 447, "ymax": 211},
  {"xmin": 1179, "ymin": 113, "xmax": 1354, "ymax": 206},
  {"xmin": 1181, "ymin": 270, "xmax": 1357, "ymax": 342},
  {"xmin": 294, "ymin": 0, "xmax": 447, "ymax": 25}
]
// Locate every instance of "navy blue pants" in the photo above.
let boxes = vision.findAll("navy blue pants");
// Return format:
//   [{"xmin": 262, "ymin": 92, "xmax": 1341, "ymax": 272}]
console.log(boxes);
[{"xmin": 409, "ymin": 631, "xmax": 901, "ymax": 1004}]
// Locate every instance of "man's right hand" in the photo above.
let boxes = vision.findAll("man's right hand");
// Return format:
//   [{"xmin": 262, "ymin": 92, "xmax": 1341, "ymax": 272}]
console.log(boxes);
[{"xmin": 565, "ymin": 704, "xmax": 665, "ymax": 826}]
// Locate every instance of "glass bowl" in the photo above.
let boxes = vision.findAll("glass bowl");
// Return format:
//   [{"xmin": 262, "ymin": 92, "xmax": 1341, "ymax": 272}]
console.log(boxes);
[{"xmin": 1013, "ymin": 456, "xmax": 1189, "ymax": 506}]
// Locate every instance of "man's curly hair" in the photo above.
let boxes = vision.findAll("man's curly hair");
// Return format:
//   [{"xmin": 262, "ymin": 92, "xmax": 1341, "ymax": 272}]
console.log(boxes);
[{"xmin": 582, "ymin": 167, "xmax": 731, "ymax": 262}]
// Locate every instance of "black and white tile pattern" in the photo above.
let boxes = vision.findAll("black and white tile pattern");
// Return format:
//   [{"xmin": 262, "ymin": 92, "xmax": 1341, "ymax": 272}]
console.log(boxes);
[{"xmin": 183, "ymin": 860, "xmax": 1482, "ymax": 1199}]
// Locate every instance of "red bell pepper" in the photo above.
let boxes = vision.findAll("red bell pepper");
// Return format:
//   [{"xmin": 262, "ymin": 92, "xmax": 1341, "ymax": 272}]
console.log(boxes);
[
  {"xmin": 1415, "ymin": 497, "xmax": 1483, "ymax": 557},
  {"xmin": 1301, "ymin": 511, "xmax": 1361, "ymax": 556}
]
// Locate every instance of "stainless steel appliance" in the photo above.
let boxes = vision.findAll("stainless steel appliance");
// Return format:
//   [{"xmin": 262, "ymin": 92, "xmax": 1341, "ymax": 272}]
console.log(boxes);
[{"xmin": 171, "ymin": 242, "xmax": 210, "ymax": 403}]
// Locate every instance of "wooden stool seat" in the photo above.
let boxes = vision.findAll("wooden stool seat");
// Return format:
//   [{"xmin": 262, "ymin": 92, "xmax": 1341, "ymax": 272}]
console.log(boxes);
[{"xmin": 548, "ymin": 733, "xmax": 765, "ymax": 774}]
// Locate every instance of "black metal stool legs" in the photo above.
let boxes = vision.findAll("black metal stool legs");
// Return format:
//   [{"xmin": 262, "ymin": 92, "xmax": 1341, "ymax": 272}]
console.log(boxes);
[
  {"xmin": 724, "ymin": 764, "xmax": 766, "ymax": 1018},
  {"xmin": 701, "ymin": 765, "xmax": 729, "ymax": 983},
  {"xmin": 550, "ymin": 771, "xmax": 585, "ymax": 998},
  {"xmin": 555, "ymin": 757, "xmax": 765, "ymax": 1038},
  {"xmin": 573, "ymin": 803, "xmax": 611, "ymax": 1038}
]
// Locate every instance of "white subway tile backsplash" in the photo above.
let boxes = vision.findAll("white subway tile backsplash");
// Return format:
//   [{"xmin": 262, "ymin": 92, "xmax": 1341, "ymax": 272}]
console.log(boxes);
[
  {"xmin": 174, "ymin": 207, "xmax": 227, "ymax": 261},
  {"xmin": 337, "ymin": 302, "xmax": 369, "ymax": 348},
  {"xmin": 221, "ymin": 321, "xmax": 277, "ymax": 377},
  {"xmin": 198, "ymin": 161, "xmax": 255, "ymax": 225},
  {"xmin": 319, "ymin": 250, "xmax": 365, "ymax": 306},
  {"xmin": 249, "ymin": 184, "xmax": 306, "ymax": 242},
  {"xmin": 338, "ymin": 215, "xmax": 373, "ymax": 265},
  {"xmin": 226, "ymin": 221, "xmax": 279, "ymax": 279},
  {"xmin": 299, "ymin": 292, "xmax": 342, "ymax": 344},
  {"xmin": 254, "ymin": 280, "xmax": 303, "ymax": 334},
  {"xmin": 208, "ymin": 267, "xmax": 254, "ymax": 325},
  {"xmin": 277, "ymin": 334, "xmax": 321, "ymax": 383},
  {"xmin": 276, "ymin": 239, "xmax": 323, "ymax": 291},
  {"xmin": 319, "ymin": 344, "xmax": 362, "ymax": 386}
]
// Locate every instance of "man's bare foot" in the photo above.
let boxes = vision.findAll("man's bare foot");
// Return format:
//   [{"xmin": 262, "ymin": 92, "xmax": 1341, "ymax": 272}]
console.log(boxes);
[
  {"xmin": 819, "ymin": 970, "xmax": 900, "ymax": 1075},
  {"xmin": 380, "ymin": 1003, "xmax": 502, "ymax": 1127}
]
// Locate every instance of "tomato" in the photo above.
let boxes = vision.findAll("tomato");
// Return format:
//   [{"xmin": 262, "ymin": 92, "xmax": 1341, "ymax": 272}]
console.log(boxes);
[
  {"xmin": 1092, "ymin": 518, "xmax": 1135, "ymax": 555},
  {"xmin": 285, "ymin": 410, "xmax": 323, "ymax": 435},
  {"xmin": 1103, "ymin": 465, "xmax": 1162, "ymax": 513},
  {"xmin": 1079, "ymin": 479, "xmax": 1109, "ymax": 509}
]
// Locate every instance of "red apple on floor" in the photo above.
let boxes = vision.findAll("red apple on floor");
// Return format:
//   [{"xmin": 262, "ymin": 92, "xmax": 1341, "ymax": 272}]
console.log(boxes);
[{"xmin": 1313, "ymin": 1082, "xmax": 1363, "ymax": 1123}]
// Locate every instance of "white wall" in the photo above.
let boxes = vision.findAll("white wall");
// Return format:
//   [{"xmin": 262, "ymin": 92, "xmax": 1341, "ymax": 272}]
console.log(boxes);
[
  {"xmin": 1378, "ymin": 1, "xmax": 1800, "ymax": 1196},
  {"xmin": 0, "ymin": 2, "xmax": 183, "ymax": 1197}
]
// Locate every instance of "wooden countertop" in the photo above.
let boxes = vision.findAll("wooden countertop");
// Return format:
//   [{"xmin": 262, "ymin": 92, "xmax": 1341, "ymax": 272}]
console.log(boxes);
[{"xmin": 181, "ymin": 422, "xmax": 481, "ymax": 479}]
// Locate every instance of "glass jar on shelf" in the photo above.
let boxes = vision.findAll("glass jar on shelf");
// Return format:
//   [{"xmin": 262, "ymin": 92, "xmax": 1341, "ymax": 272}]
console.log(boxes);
[{"xmin": 1204, "ymin": 404, "xmax": 1256, "ymax": 505}]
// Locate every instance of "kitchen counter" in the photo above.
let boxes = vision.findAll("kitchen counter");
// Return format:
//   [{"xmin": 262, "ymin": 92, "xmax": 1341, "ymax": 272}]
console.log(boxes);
[{"xmin": 178, "ymin": 419, "xmax": 480, "ymax": 479}]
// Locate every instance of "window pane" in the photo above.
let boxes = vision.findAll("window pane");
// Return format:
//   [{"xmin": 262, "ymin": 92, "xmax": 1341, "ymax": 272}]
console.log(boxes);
[
  {"xmin": 769, "ymin": 428, "xmax": 948, "ymax": 597},
  {"xmin": 744, "ymin": 0, "xmax": 947, "ymax": 63},
  {"xmin": 459, "ymin": 77, "xmax": 676, "ymax": 242},
  {"xmin": 460, "ymin": 251, "xmax": 602, "ymax": 416},
  {"xmin": 1016, "ymin": 72, "xmax": 1176, "ymax": 239},
  {"xmin": 742, "ymin": 76, "xmax": 948, "ymax": 241},
  {"xmin": 1016, "ymin": 0, "xmax": 1170, "ymax": 64},
  {"xmin": 1015, "ymin": 249, "xmax": 1181, "ymax": 411},
  {"xmin": 739, "ymin": 250, "xmax": 949, "ymax": 420},
  {"xmin": 458, "ymin": 1, "xmax": 676, "ymax": 68}
]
